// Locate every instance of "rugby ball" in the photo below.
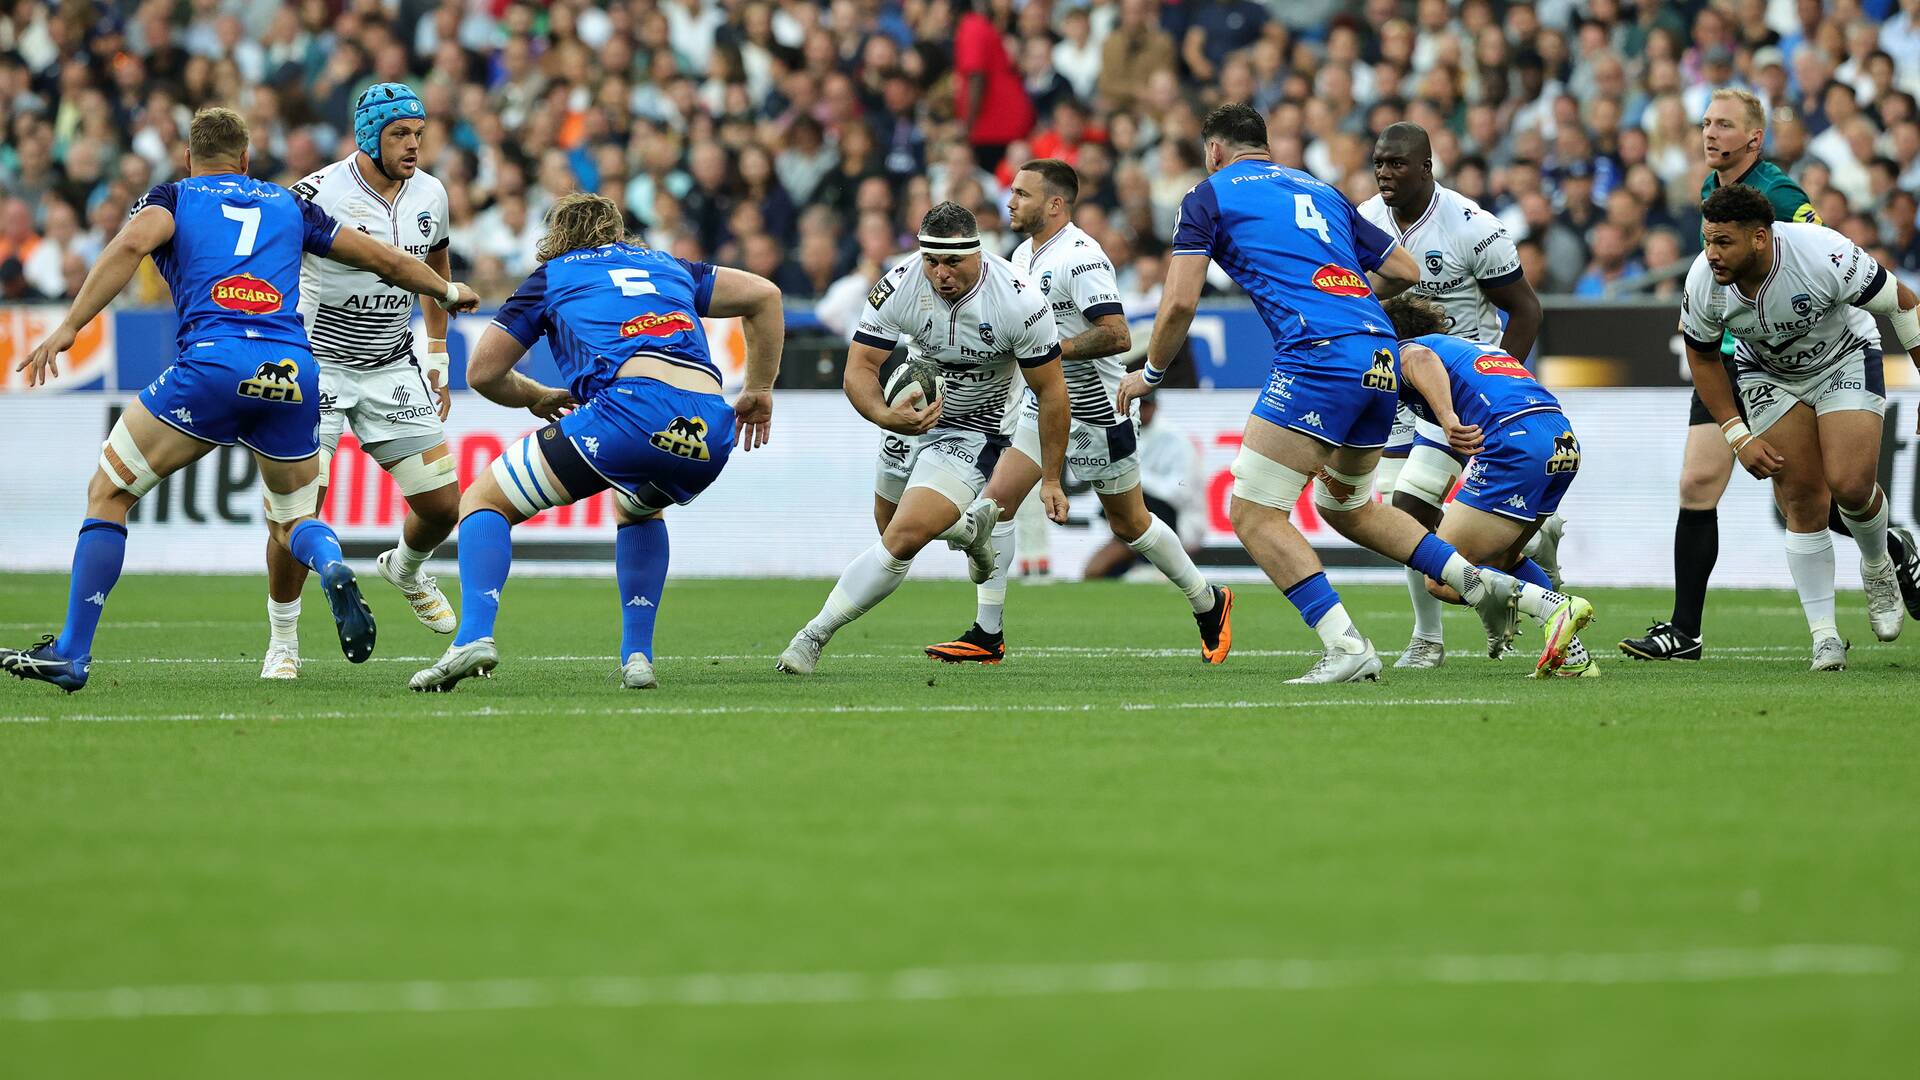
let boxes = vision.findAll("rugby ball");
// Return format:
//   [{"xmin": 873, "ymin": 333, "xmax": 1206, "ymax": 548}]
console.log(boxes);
[{"xmin": 879, "ymin": 355, "xmax": 945, "ymax": 409}]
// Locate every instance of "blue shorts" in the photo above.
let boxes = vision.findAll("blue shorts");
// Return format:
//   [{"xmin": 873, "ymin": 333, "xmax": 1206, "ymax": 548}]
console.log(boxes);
[
  {"xmin": 1249, "ymin": 333, "xmax": 1401, "ymax": 449},
  {"xmin": 139, "ymin": 338, "xmax": 321, "ymax": 461},
  {"xmin": 1453, "ymin": 410, "xmax": 1579, "ymax": 521},
  {"xmin": 531, "ymin": 378, "xmax": 736, "ymax": 513}
]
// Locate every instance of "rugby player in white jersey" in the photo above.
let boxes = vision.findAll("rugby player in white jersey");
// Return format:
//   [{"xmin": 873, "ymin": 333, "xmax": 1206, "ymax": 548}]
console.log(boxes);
[
  {"xmin": 259, "ymin": 84, "xmax": 458, "ymax": 679},
  {"xmin": 1362, "ymin": 122, "xmax": 1545, "ymax": 668},
  {"xmin": 923, "ymin": 159, "xmax": 1231, "ymax": 665},
  {"xmin": 776, "ymin": 202, "xmax": 1072, "ymax": 675},
  {"xmin": 1681, "ymin": 183, "xmax": 1920, "ymax": 670}
]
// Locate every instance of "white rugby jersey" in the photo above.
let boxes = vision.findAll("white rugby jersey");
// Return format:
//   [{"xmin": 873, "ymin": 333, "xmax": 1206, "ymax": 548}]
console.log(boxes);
[
  {"xmin": 1359, "ymin": 183, "xmax": 1520, "ymax": 344},
  {"xmin": 291, "ymin": 157, "xmax": 451, "ymax": 369},
  {"xmin": 1011, "ymin": 222, "xmax": 1125, "ymax": 426},
  {"xmin": 854, "ymin": 251, "xmax": 1060, "ymax": 435},
  {"xmin": 1679, "ymin": 221, "xmax": 1886, "ymax": 377}
]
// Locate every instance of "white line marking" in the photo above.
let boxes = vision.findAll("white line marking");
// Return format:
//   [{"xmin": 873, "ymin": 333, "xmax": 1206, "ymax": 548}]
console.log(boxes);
[
  {"xmin": 0, "ymin": 945, "xmax": 1898, "ymax": 1022},
  {"xmin": 0, "ymin": 621, "xmax": 252, "ymax": 630},
  {"xmin": 0, "ymin": 699, "xmax": 1517, "ymax": 725}
]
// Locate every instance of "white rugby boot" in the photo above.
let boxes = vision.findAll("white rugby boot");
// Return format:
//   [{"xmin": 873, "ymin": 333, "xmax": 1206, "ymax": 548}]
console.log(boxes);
[
  {"xmin": 776, "ymin": 626, "xmax": 830, "ymax": 675},
  {"xmin": 260, "ymin": 641, "xmax": 300, "ymax": 680},
  {"xmin": 621, "ymin": 653, "xmax": 659, "ymax": 690},
  {"xmin": 1394, "ymin": 635, "xmax": 1445, "ymax": 669},
  {"xmin": 1810, "ymin": 634, "xmax": 1848, "ymax": 672},
  {"xmin": 1860, "ymin": 557, "xmax": 1904, "ymax": 642},
  {"xmin": 409, "ymin": 638, "xmax": 499, "ymax": 691},
  {"xmin": 1525, "ymin": 513, "xmax": 1568, "ymax": 591},
  {"xmin": 1288, "ymin": 637, "xmax": 1383, "ymax": 684},
  {"xmin": 378, "ymin": 549, "xmax": 457, "ymax": 634}
]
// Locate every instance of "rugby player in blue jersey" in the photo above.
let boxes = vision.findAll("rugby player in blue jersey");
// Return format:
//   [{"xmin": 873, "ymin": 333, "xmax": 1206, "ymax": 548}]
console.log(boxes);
[
  {"xmin": 1116, "ymin": 104, "xmax": 1594, "ymax": 682},
  {"xmin": 2, "ymin": 107, "xmax": 479, "ymax": 693},
  {"xmin": 408, "ymin": 193, "xmax": 783, "ymax": 692},
  {"xmin": 1382, "ymin": 295, "xmax": 1597, "ymax": 677}
]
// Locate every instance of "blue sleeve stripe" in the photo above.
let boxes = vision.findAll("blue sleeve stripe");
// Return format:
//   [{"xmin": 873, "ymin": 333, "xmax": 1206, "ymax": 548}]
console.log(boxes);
[
  {"xmin": 1018, "ymin": 343, "xmax": 1062, "ymax": 368},
  {"xmin": 1477, "ymin": 267, "xmax": 1525, "ymax": 289},
  {"xmin": 1082, "ymin": 302, "xmax": 1124, "ymax": 320},
  {"xmin": 489, "ymin": 319, "xmax": 537, "ymax": 347},
  {"xmin": 852, "ymin": 330, "xmax": 897, "ymax": 351}
]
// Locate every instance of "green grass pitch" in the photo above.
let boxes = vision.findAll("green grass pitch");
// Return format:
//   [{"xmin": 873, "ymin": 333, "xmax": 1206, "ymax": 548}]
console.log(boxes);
[{"xmin": 1, "ymin": 572, "xmax": 1916, "ymax": 1078}]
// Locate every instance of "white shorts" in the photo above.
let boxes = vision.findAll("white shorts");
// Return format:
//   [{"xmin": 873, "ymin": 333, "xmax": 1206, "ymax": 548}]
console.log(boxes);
[
  {"xmin": 317, "ymin": 361, "xmax": 446, "ymax": 463},
  {"xmin": 1736, "ymin": 349, "xmax": 1886, "ymax": 435},
  {"xmin": 875, "ymin": 428, "xmax": 1008, "ymax": 510},
  {"xmin": 1011, "ymin": 407, "xmax": 1141, "ymax": 494},
  {"xmin": 1383, "ymin": 403, "xmax": 1420, "ymax": 453}
]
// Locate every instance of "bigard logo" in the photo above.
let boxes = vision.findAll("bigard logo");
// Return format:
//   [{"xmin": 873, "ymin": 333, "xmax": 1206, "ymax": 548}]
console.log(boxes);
[
  {"xmin": 1361, "ymin": 348, "xmax": 1398, "ymax": 392},
  {"xmin": 1311, "ymin": 264, "xmax": 1371, "ymax": 297},
  {"xmin": 1473, "ymin": 353, "xmax": 1530, "ymax": 379},
  {"xmin": 650, "ymin": 415, "xmax": 710, "ymax": 460},
  {"xmin": 210, "ymin": 274, "xmax": 283, "ymax": 314},
  {"xmin": 1546, "ymin": 431, "xmax": 1580, "ymax": 474},
  {"xmin": 621, "ymin": 311, "xmax": 698, "ymax": 338},
  {"xmin": 237, "ymin": 357, "xmax": 302, "ymax": 402}
]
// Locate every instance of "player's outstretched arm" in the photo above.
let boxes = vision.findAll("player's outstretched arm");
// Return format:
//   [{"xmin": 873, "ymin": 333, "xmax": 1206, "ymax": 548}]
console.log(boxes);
[
  {"xmin": 1061, "ymin": 312, "xmax": 1131, "ymax": 362},
  {"xmin": 706, "ymin": 267, "xmax": 784, "ymax": 451},
  {"xmin": 422, "ymin": 245, "xmax": 454, "ymax": 421},
  {"xmin": 1852, "ymin": 266, "xmax": 1920, "ymax": 432},
  {"xmin": 467, "ymin": 324, "xmax": 573, "ymax": 418},
  {"xmin": 1686, "ymin": 341, "xmax": 1782, "ymax": 479},
  {"xmin": 1022, "ymin": 351, "xmax": 1072, "ymax": 523},
  {"xmin": 326, "ymin": 228, "xmax": 480, "ymax": 313},
  {"xmin": 843, "ymin": 341, "xmax": 940, "ymax": 434},
  {"xmin": 1399, "ymin": 344, "xmax": 1482, "ymax": 456},
  {"xmin": 18, "ymin": 206, "xmax": 174, "ymax": 386},
  {"xmin": 1116, "ymin": 253, "xmax": 1208, "ymax": 413},
  {"xmin": 1367, "ymin": 247, "xmax": 1420, "ymax": 300}
]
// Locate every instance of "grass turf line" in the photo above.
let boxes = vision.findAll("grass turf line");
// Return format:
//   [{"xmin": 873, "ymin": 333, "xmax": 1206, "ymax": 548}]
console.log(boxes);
[{"xmin": 0, "ymin": 573, "xmax": 1915, "ymax": 1078}]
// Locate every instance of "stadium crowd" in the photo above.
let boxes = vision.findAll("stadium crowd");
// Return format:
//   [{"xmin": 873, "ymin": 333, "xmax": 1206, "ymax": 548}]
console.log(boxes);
[{"xmin": 6, "ymin": 0, "xmax": 1920, "ymax": 308}]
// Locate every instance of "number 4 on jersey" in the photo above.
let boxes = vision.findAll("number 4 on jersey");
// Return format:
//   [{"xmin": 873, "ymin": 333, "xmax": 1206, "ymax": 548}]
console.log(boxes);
[{"xmin": 1294, "ymin": 194, "xmax": 1330, "ymax": 243}]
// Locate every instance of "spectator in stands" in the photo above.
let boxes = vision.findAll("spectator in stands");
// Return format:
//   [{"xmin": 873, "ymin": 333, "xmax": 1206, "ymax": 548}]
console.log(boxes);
[
  {"xmin": 21, "ymin": 198, "xmax": 82, "ymax": 299},
  {"xmin": 1099, "ymin": 0, "xmax": 1176, "ymax": 111},
  {"xmin": 952, "ymin": 0, "xmax": 1033, "ymax": 173},
  {"xmin": 1573, "ymin": 222, "xmax": 1645, "ymax": 298}
]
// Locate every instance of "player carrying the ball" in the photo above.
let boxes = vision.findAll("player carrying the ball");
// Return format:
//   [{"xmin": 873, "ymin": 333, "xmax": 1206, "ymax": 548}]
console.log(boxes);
[
  {"xmin": 408, "ymin": 193, "xmax": 783, "ymax": 691},
  {"xmin": 1678, "ymin": 182, "xmax": 1920, "ymax": 670},
  {"xmin": 259, "ymin": 83, "xmax": 462, "ymax": 680},
  {"xmin": 776, "ymin": 202, "xmax": 1072, "ymax": 675},
  {"xmin": 924, "ymin": 159, "xmax": 1231, "ymax": 666}
]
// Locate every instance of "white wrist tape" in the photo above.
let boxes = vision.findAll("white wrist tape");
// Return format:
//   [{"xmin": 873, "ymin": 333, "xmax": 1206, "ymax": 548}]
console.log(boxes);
[
  {"xmin": 441, "ymin": 281, "xmax": 460, "ymax": 307},
  {"xmin": 421, "ymin": 349, "xmax": 449, "ymax": 389},
  {"xmin": 1720, "ymin": 418, "xmax": 1751, "ymax": 447},
  {"xmin": 1893, "ymin": 305, "xmax": 1920, "ymax": 352}
]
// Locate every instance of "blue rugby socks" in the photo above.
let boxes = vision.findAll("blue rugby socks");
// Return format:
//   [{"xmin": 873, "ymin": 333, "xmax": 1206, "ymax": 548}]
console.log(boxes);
[
  {"xmin": 454, "ymin": 510, "xmax": 512, "ymax": 646},
  {"xmin": 288, "ymin": 519, "xmax": 347, "ymax": 575},
  {"xmin": 616, "ymin": 518, "xmax": 670, "ymax": 661},
  {"xmin": 1284, "ymin": 571, "xmax": 1363, "ymax": 652},
  {"xmin": 54, "ymin": 519, "xmax": 127, "ymax": 659}
]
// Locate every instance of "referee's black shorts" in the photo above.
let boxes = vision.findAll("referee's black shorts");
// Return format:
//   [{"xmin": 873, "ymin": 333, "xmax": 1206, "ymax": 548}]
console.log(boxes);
[{"xmin": 1686, "ymin": 354, "xmax": 1747, "ymax": 426}]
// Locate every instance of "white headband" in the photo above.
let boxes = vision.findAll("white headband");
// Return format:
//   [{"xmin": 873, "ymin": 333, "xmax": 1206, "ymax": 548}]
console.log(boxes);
[{"xmin": 917, "ymin": 232, "xmax": 982, "ymax": 256}]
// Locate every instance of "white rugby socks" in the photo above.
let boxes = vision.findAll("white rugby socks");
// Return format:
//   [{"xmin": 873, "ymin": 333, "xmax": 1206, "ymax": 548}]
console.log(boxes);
[
  {"xmin": 1405, "ymin": 566, "xmax": 1445, "ymax": 642},
  {"xmin": 808, "ymin": 542, "xmax": 911, "ymax": 638},
  {"xmin": 393, "ymin": 538, "xmax": 434, "ymax": 583},
  {"xmin": 975, "ymin": 519, "xmax": 1017, "ymax": 633},
  {"xmin": 1312, "ymin": 603, "xmax": 1366, "ymax": 652},
  {"xmin": 1839, "ymin": 488, "xmax": 1891, "ymax": 565},
  {"xmin": 1127, "ymin": 516, "xmax": 1214, "ymax": 613},
  {"xmin": 1784, "ymin": 529, "xmax": 1838, "ymax": 638},
  {"xmin": 268, "ymin": 597, "xmax": 301, "ymax": 646}
]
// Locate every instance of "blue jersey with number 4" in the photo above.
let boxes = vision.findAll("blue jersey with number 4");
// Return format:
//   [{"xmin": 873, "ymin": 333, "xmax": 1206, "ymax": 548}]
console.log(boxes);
[
  {"xmin": 133, "ymin": 174, "xmax": 341, "ymax": 354},
  {"xmin": 1400, "ymin": 332, "xmax": 1561, "ymax": 432},
  {"xmin": 1171, "ymin": 161, "xmax": 1396, "ymax": 356},
  {"xmin": 491, "ymin": 243, "xmax": 720, "ymax": 402}
]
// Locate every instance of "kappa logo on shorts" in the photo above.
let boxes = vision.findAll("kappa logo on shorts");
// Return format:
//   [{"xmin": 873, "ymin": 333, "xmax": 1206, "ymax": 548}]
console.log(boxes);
[
  {"xmin": 1362, "ymin": 349, "xmax": 1398, "ymax": 392},
  {"xmin": 1546, "ymin": 431, "xmax": 1581, "ymax": 474},
  {"xmin": 650, "ymin": 415, "xmax": 711, "ymax": 461},
  {"xmin": 236, "ymin": 358, "xmax": 303, "ymax": 403},
  {"xmin": 1505, "ymin": 494, "xmax": 1530, "ymax": 511}
]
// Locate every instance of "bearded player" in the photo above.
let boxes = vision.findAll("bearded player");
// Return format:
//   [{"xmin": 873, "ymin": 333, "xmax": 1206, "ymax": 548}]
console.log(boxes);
[
  {"xmin": 777, "ymin": 202, "xmax": 1072, "ymax": 676},
  {"xmin": 924, "ymin": 159, "xmax": 1230, "ymax": 666},
  {"xmin": 1680, "ymin": 183, "xmax": 1919, "ymax": 670},
  {"xmin": 261, "ymin": 83, "xmax": 461, "ymax": 679},
  {"xmin": 1623, "ymin": 88, "xmax": 1920, "ymax": 662}
]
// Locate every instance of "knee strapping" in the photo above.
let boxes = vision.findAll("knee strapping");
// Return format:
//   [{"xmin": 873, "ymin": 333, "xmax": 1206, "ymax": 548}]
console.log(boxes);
[
  {"xmin": 264, "ymin": 477, "xmax": 322, "ymax": 522},
  {"xmin": 1313, "ymin": 464, "xmax": 1375, "ymax": 513},
  {"xmin": 1229, "ymin": 446, "xmax": 1313, "ymax": 510},
  {"xmin": 98, "ymin": 418, "xmax": 160, "ymax": 497},
  {"xmin": 1394, "ymin": 448, "xmax": 1460, "ymax": 509},
  {"xmin": 490, "ymin": 434, "xmax": 571, "ymax": 519}
]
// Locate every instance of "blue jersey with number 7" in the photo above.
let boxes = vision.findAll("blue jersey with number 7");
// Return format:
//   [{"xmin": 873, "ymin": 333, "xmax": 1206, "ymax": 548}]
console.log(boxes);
[
  {"xmin": 491, "ymin": 242, "xmax": 719, "ymax": 402},
  {"xmin": 1170, "ymin": 160, "xmax": 1396, "ymax": 356},
  {"xmin": 132, "ymin": 175, "xmax": 342, "ymax": 354}
]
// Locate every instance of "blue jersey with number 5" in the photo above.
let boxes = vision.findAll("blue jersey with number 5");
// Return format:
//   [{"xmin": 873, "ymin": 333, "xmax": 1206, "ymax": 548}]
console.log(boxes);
[
  {"xmin": 491, "ymin": 243, "xmax": 719, "ymax": 401},
  {"xmin": 133, "ymin": 175, "xmax": 341, "ymax": 354},
  {"xmin": 1170, "ymin": 161, "xmax": 1396, "ymax": 356}
]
